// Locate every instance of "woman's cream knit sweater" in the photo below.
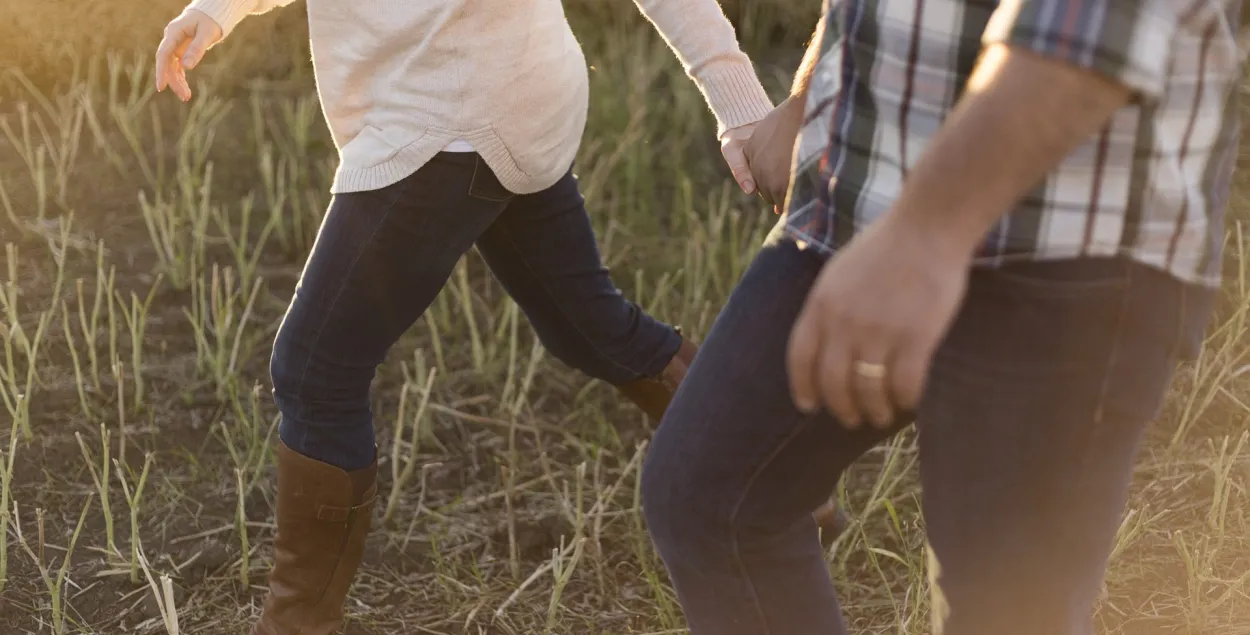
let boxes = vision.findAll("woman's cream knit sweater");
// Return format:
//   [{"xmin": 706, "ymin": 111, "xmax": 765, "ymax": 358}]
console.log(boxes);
[{"xmin": 189, "ymin": 0, "xmax": 775, "ymax": 194}]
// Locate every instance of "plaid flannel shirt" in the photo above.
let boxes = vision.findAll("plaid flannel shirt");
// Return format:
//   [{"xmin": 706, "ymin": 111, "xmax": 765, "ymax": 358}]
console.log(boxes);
[{"xmin": 781, "ymin": 0, "xmax": 1245, "ymax": 287}]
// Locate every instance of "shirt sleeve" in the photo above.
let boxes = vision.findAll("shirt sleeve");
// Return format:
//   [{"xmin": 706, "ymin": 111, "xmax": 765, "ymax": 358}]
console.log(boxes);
[
  {"xmin": 188, "ymin": 0, "xmax": 300, "ymax": 39},
  {"xmin": 981, "ymin": 0, "xmax": 1181, "ymax": 99},
  {"xmin": 631, "ymin": 0, "xmax": 775, "ymax": 135}
]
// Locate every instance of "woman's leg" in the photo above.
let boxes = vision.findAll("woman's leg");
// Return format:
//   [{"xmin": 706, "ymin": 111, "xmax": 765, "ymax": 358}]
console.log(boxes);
[
  {"xmin": 474, "ymin": 167, "xmax": 684, "ymax": 390},
  {"xmin": 256, "ymin": 153, "xmax": 508, "ymax": 635}
]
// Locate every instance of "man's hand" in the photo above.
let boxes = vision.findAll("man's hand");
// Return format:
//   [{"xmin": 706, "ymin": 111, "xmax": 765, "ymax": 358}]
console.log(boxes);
[
  {"xmin": 785, "ymin": 213, "xmax": 970, "ymax": 427},
  {"xmin": 783, "ymin": 44, "xmax": 1133, "ymax": 427},
  {"xmin": 720, "ymin": 123, "xmax": 759, "ymax": 195},
  {"xmin": 743, "ymin": 95, "xmax": 804, "ymax": 212},
  {"xmin": 155, "ymin": 8, "xmax": 223, "ymax": 102}
]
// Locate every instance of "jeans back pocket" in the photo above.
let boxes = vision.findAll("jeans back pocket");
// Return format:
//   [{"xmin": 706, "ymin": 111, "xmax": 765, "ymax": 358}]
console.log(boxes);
[{"xmin": 469, "ymin": 156, "xmax": 515, "ymax": 203}]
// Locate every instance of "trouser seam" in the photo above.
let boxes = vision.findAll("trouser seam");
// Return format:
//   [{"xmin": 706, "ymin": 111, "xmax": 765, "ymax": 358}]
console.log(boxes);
[
  {"xmin": 286, "ymin": 186, "xmax": 409, "ymax": 422},
  {"xmin": 727, "ymin": 415, "xmax": 818, "ymax": 635},
  {"xmin": 1072, "ymin": 262, "xmax": 1137, "ymax": 500}
]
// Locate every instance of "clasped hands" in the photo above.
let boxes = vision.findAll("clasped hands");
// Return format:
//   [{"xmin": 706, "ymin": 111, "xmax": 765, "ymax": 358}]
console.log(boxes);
[{"xmin": 719, "ymin": 97, "xmax": 970, "ymax": 429}]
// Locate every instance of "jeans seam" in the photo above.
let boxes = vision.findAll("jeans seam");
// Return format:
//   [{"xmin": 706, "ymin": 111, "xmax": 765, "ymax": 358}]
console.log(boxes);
[
  {"xmin": 726, "ymin": 415, "xmax": 817, "ymax": 635},
  {"xmin": 288, "ymin": 185, "xmax": 410, "ymax": 420},
  {"xmin": 496, "ymin": 224, "xmax": 658, "ymax": 380},
  {"xmin": 1072, "ymin": 261, "xmax": 1136, "ymax": 494},
  {"xmin": 1171, "ymin": 281, "xmax": 1188, "ymax": 361}
]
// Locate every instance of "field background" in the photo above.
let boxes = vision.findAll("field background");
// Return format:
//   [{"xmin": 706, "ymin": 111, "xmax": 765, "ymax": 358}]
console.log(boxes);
[{"xmin": 1, "ymin": 2, "xmax": 1248, "ymax": 634}]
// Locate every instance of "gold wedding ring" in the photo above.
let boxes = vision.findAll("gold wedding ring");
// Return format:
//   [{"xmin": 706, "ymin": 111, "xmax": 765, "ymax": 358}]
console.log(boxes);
[{"xmin": 853, "ymin": 361, "xmax": 887, "ymax": 380}]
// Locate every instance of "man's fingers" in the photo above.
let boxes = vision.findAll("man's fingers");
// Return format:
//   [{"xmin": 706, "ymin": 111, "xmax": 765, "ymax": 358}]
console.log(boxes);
[
  {"xmin": 762, "ymin": 181, "xmax": 788, "ymax": 209},
  {"xmin": 756, "ymin": 180, "xmax": 787, "ymax": 208},
  {"xmin": 721, "ymin": 144, "xmax": 756, "ymax": 195},
  {"xmin": 786, "ymin": 306, "xmax": 822, "ymax": 414},
  {"xmin": 889, "ymin": 341, "xmax": 931, "ymax": 412},
  {"xmin": 816, "ymin": 332, "xmax": 858, "ymax": 427},
  {"xmin": 851, "ymin": 342, "xmax": 894, "ymax": 428}
]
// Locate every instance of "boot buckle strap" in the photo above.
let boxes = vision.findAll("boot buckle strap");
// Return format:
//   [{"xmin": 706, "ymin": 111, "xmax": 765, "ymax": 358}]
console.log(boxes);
[{"xmin": 315, "ymin": 486, "xmax": 378, "ymax": 522}]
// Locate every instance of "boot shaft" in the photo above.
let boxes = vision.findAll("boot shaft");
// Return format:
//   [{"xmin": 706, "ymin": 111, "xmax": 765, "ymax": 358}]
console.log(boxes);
[{"xmin": 254, "ymin": 443, "xmax": 377, "ymax": 635}]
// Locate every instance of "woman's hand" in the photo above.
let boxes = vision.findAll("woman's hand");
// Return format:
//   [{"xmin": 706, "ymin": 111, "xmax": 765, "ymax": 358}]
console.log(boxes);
[
  {"xmin": 155, "ymin": 8, "xmax": 223, "ymax": 102},
  {"xmin": 720, "ymin": 122, "xmax": 759, "ymax": 195}
]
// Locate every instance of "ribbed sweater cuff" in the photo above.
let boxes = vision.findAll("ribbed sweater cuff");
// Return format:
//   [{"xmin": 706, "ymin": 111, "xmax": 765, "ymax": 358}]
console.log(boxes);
[
  {"xmin": 188, "ymin": 0, "xmax": 257, "ymax": 38},
  {"xmin": 696, "ymin": 62, "xmax": 776, "ymax": 137}
]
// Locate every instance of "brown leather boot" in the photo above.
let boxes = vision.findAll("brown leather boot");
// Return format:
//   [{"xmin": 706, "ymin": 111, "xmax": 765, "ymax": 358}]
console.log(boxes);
[
  {"xmin": 252, "ymin": 442, "xmax": 377, "ymax": 635},
  {"xmin": 614, "ymin": 331, "xmax": 850, "ymax": 545},
  {"xmin": 813, "ymin": 496, "xmax": 850, "ymax": 548},
  {"xmin": 613, "ymin": 334, "xmax": 699, "ymax": 420}
]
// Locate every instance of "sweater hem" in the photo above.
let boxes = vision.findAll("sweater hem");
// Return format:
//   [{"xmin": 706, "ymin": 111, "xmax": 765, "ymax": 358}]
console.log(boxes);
[
  {"xmin": 331, "ymin": 138, "xmax": 442, "ymax": 195},
  {"xmin": 466, "ymin": 128, "xmax": 541, "ymax": 195},
  {"xmin": 330, "ymin": 132, "xmax": 566, "ymax": 196}
]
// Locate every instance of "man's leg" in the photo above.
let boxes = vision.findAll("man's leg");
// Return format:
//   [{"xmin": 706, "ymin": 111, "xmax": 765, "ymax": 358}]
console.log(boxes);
[
  {"xmin": 917, "ymin": 258, "xmax": 1213, "ymax": 635},
  {"xmin": 256, "ymin": 153, "xmax": 509, "ymax": 635},
  {"xmin": 640, "ymin": 238, "xmax": 906, "ymax": 635},
  {"xmin": 640, "ymin": 241, "xmax": 1212, "ymax": 635}
]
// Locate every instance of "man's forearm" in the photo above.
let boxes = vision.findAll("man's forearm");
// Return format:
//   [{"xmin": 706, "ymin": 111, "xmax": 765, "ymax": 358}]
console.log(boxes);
[
  {"xmin": 790, "ymin": 19, "xmax": 827, "ymax": 98},
  {"xmin": 892, "ymin": 43, "xmax": 1132, "ymax": 257}
]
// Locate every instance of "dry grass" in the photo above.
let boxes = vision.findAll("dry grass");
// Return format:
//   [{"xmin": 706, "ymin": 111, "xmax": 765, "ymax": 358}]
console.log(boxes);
[{"xmin": 1, "ymin": 1, "xmax": 1248, "ymax": 634}]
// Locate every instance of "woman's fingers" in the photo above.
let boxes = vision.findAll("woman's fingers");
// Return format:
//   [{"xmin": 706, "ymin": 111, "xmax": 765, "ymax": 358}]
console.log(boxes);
[{"xmin": 155, "ymin": 16, "xmax": 208, "ymax": 101}]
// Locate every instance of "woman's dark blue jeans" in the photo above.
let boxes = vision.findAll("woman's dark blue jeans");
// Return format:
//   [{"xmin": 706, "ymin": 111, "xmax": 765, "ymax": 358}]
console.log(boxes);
[
  {"xmin": 270, "ymin": 152, "xmax": 682, "ymax": 471},
  {"xmin": 641, "ymin": 237, "xmax": 1214, "ymax": 635}
]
